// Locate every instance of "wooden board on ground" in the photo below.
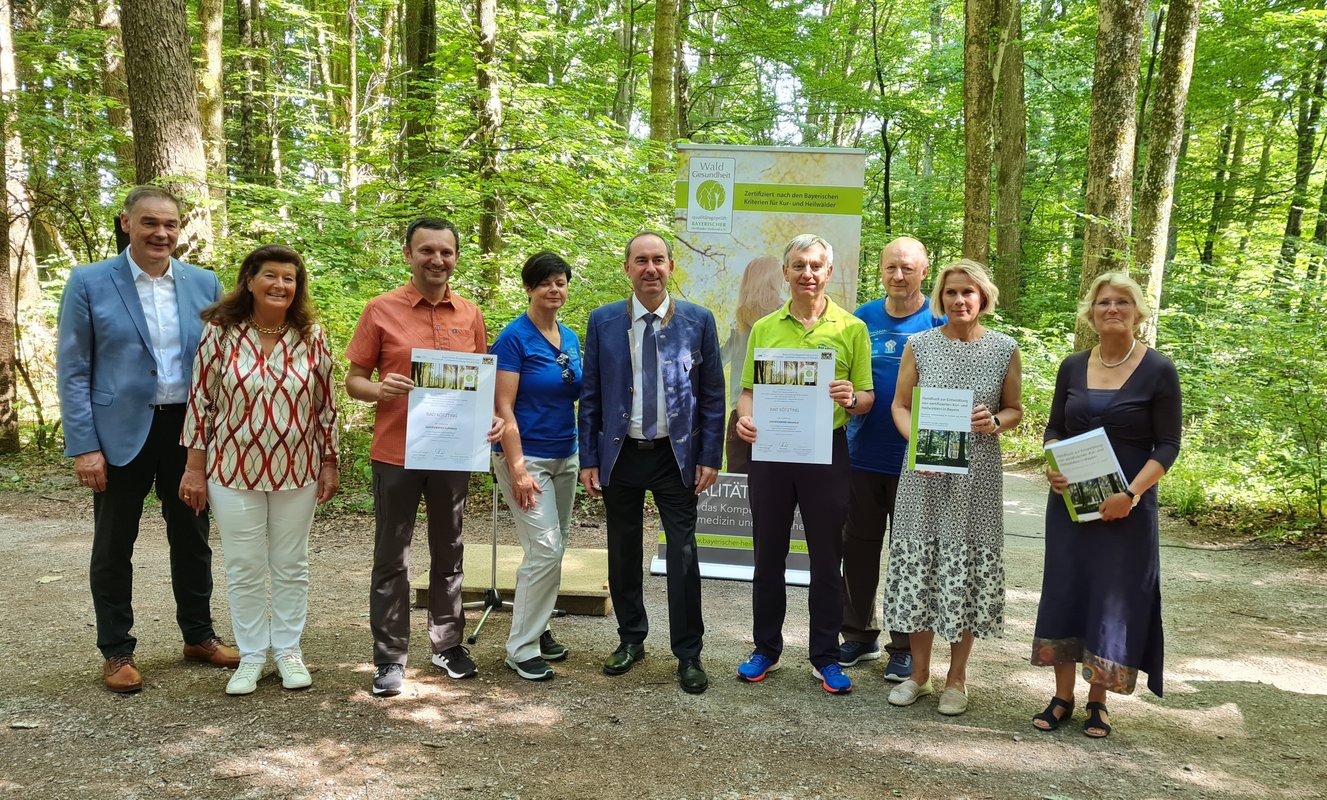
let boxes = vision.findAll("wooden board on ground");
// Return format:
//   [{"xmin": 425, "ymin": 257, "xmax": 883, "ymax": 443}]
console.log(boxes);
[{"xmin": 411, "ymin": 545, "xmax": 612, "ymax": 616}]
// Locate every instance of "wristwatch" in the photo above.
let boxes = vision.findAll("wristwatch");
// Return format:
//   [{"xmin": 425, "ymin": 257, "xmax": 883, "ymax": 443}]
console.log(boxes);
[
  {"xmin": 1124, "ymin": 488, "xmax": 1140, "ymax": 507},
  {"xmin": 847, "ymin": 392, "xmax": 859, "ymax": 410},
  {"xmin": 990, "ymin": 414, "xmax": 1001, "ymax": 431}
]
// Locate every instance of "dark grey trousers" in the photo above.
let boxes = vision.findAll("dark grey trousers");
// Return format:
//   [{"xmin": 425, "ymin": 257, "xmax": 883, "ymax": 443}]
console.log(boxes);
[
  {"xmin": 369, "ymin": 461, "xmax": 469, "ymax": 666},
  {"xmin": 841, "ymin": 469, "xmax": 911, "ymax": 655}
]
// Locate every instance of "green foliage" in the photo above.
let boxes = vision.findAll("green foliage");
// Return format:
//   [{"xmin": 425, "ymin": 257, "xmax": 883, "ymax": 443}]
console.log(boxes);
[{"xmin": 6, "ymin": 0, "xmax": 1327, "ymax": 543}]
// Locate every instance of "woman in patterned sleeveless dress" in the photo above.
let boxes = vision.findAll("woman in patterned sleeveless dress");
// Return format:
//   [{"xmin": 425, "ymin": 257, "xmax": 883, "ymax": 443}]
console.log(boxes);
[{"xmin": 882, "ymin": 259, "xmax": 1023, "ymax": 716}]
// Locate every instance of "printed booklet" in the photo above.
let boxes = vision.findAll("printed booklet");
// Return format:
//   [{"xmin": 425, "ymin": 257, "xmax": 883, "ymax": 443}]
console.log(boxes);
[
  {"xmin": 907, "ymin": 387, "xmax": 974, "ymax": 475},
  {"xmin": 1044, "ymin": 427, "xmax": 1129, "ymax": 522}
]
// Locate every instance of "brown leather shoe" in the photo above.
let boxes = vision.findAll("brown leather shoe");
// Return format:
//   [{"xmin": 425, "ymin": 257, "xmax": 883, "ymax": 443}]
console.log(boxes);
[
  {"xmin": 103, "ymin": 655, "xmax": 143, "ymax": 693},
  {"xmin": 183, "ymin": 637, "xmax": 241, "ymax": 668}
]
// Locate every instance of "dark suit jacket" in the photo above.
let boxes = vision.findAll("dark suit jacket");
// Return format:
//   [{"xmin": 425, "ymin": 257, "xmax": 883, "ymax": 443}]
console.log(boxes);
[
  {"xmin": 57, "ymin": 250, "xmax": 223, "ymax": 466},
  {"xmin": 579, "ymin": 297, "xmax": 725, "ymax": 488}
]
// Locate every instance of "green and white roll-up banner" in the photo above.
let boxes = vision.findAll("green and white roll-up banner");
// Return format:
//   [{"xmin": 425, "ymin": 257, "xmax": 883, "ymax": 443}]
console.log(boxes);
[{"xmin": 651, "ymin": 144, "xmax": 866, "ymax": 585}]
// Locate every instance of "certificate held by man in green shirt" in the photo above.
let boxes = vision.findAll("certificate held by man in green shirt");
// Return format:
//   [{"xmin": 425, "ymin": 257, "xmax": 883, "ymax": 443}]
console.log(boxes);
[{"xmin": 749, "ymin": 347, "xmax": 837, "ymax": 464}]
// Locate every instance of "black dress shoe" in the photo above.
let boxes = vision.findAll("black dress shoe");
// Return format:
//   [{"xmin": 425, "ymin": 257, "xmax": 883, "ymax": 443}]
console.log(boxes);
[
  {"xmin": 678, "ymin": 657, "xmax": 709, "ymax": 694},
  {"xmin": 603, "ymin": 643, "xmax": 646, "ymax": 675}
]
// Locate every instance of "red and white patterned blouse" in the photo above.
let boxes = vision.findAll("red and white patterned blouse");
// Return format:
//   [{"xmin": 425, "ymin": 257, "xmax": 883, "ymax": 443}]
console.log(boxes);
[{"xmin": 182, "ymin": 322, "xmax": 339, "ymax": 491}]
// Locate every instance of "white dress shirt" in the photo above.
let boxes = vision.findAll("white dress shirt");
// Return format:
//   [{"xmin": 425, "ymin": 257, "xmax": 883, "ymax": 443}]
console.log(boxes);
[
  {"xmin": 628, "ymin": 294, "xmax": 670, "ymax": 439},
  {"xmin": 127, "ymin": 251, "xmax": 187, "ymax": 404}
]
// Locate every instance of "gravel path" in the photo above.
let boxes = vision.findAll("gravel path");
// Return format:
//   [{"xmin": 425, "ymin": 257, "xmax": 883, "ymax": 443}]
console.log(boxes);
[{"xmin": 0, "ymin": 472, "xmax": 1324, "ymax": 799}]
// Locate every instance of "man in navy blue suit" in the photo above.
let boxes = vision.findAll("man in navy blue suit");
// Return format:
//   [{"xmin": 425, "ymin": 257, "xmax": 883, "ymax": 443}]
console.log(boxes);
[
  {"xmin": 579, "ymin": 231, "xmax": 725, "ymax": 694},
  {"xmin": 58, "ymin": 186, "xmax": 238, "ymax": 693}
]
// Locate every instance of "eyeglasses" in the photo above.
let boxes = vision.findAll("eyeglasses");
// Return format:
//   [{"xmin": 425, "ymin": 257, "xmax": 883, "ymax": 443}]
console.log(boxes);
[
  {"xmin": 556, "ymin": 352, "xmax": 574, "ymax": 384},
  {"xmin": 1095, "ymin": 299, "xmax": 1134, "ymax": 309}
]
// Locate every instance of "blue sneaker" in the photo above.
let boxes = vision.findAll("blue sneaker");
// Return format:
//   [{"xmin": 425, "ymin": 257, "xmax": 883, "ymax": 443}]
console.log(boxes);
[
  {"xmin": 884, "ymin": 652, "xmax": 914, "ymax": 682},
  {"xmin": 737, "ymin": 652, "xmax": 781, "ymax": 682},
  {"xmin": 813, "ymin": 662, "xmax": 853, "ymax": 694},
  {"xmin": 838, "ymin": 640, "xmax": 881, "ymax": 667}
]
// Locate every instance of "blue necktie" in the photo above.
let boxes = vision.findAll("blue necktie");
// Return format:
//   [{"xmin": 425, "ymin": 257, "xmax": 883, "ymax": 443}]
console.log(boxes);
[{"xmin": 641, "ymin": 312, "xmax": 658, "ymax": 439}]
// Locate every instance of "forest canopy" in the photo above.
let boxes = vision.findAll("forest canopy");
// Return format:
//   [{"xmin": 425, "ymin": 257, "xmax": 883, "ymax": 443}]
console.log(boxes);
[{"xmin": 1, "ymin": 0, "xmax": 1324, "ymax": 541}]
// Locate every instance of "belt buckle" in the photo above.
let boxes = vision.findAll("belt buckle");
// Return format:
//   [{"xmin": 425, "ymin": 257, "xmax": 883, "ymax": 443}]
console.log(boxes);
[{"xmin": 637, "ymin": 438, "xmax": 655, "ymax": 450}]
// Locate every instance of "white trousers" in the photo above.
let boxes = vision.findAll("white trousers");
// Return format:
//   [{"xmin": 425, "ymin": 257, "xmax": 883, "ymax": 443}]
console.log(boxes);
[
  {"xmin": 208, "ymin": 482, "xmax": 317, "ymax": 664},
  {"xmin": 493, "ymin": 452, "xmax": 578, "ymax": 661}
]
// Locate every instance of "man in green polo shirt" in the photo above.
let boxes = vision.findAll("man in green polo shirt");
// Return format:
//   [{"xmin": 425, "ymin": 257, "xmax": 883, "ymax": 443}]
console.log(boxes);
[{"xmin": 731, "ymin": 233, "xmax": 874, "ymax": 694}]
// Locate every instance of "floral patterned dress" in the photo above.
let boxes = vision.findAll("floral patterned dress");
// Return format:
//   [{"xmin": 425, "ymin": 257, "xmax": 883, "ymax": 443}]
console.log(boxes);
[{"xmin": 882, "ymin": 327, "xmax": 1017, "ymax": 642}]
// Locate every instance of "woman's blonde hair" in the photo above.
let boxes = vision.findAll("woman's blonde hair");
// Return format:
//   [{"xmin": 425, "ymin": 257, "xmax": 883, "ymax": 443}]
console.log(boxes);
[
  {"xmin": 735, "ymin": 255, "xmax": 784, "ymax": 332},
  {"xmin": 1075, "ymin": 271, "xmax": 1152, "ymax": 333},
  {"xmin": 930, "ymin": 259, "xmax": 999, "ymax": 316}
]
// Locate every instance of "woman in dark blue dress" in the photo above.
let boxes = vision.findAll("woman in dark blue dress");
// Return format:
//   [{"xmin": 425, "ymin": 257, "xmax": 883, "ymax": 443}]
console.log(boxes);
[{"xmin": 1031, "ymin": 272, "xmax": 1182, "ymax": 738}]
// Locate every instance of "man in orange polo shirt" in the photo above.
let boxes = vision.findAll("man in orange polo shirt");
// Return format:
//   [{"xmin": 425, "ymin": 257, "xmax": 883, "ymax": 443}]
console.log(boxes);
[{"xmin": 346, "ymin": 217, "xmax": 503, "ymax": 697}]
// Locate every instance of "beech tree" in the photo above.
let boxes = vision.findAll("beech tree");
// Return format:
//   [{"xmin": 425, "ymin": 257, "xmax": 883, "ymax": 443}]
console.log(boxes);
[
  {"xmin": 1133, "ymin": 0, "xmax": 1200, "ymax": 347},
  {"xmin": 119, "ymin": 0, "xmax": 212, "ymax": 259},
  {"xmin": 993, "ymin": 0, "xmax": 1025, "ymax": 309},
  {"xmin": 962, "ymin": 0, "xmax": 996, "ymax": 265},
  {"xmin": 197, "ymin": 0, "xmax": 225, "ymax": 233},
  {"xmin": 1075, "ymin": 0, "xmax": 1149, "ymax": 348},
  {"xmin": 650, "ymin": 0, "xmax": 677, "ymax": 162},
  {"xmin": 0, "ymin": 0, "xmax": 22, "ymax": 451}
]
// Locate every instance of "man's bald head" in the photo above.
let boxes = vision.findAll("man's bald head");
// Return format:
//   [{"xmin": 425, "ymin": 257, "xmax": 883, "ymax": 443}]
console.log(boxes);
[{"xmin": 879, "ymin": 236, "xmax": 930, "ymax": 314}]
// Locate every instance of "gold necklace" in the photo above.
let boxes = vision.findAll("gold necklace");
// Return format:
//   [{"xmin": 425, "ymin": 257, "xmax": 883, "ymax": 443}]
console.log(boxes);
[
  {"xmin": 250, "ymin": 319, "xmax": 288, "ymax": 336},
  {"xmin": 1097, "ymin": 338, "xmax": 1137, "ymax": 368}
]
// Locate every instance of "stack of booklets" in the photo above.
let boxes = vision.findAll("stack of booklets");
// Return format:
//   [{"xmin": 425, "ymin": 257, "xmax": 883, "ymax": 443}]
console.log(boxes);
[{"xmin": 1043, "ymin": 427, "xmax": 1128, "ymax": 522}]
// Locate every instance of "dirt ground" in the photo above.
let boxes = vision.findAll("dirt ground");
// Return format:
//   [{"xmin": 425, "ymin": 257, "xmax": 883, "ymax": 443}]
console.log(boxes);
[{"xmin": 0, "ymin": 470, "xmax": 1325, "ymax": 800}]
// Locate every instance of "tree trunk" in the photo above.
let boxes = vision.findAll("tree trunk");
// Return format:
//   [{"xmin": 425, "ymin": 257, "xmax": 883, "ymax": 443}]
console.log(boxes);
[
  {"xmin": 0, "ymin": 0, "xmax": 24, "ymax": 450},
  {"xmin": 402, "ymin": 0, "xmax": 436, "ymax": 166},
  {"xmin": 650, "ymin": 0, "xmax": 677, "ymax": 161},
  {"xmin": 612, "ymin": 0, "xmax": 637, "ymax": 128},
  {"xmin": 1133, "ymin": 7, "xmax": 1164, "ymax": 176},
  {"xmin": 121, "ymin": 0, "xmax": 212, "ymax": 261},
  {"xmin": 1134, "ymin": 0, "xmax": 1199, "ymax": 346},
  {"xmin": 1200, "ymin": 121, "xmax": 1234, "ymax": 265},
  {"xmin": 2, "ymin": 0, "xmax": 37, "ymax": 308},
  {"xmin": 1164, "ymin": 129, "xmax": 1187, "ymax": 264},
  {"xmin": 368, "ymin": 0, "xmax": 395, "ymax": 143},
  {"xmin": 1240, "ymin": 124, "xmax": 1279, "ymax": 253},
  {"xmin": 993, "ymin": 0, "xmax": 1025, "ymax": 312},
  {"xmin": 962, "ymin": 0, "xmax": 996, "ymax": 264},
  {"xmin": 674, "ymin": 0, "xmax": 690, "ymax": 140},
  {"xmin": 344, "ymin": 0, "xmax": 359, "ymax": 211},
  {"xmin": 474, "ymin": 0, "xmax": 504, "ymax": 284},
  {"xmin": 266, "ymin": 9, "xmax": 284, "ymax": 200},
  {"xmin": 236, "ymin": 0, "xmax": 257, "ymax": 181},
  {"xmin": 1308, "ymin": 168, "xmax": 1327, "ymax": 284},
  {"xmin": 1277, "ymin": 40, "xmax": 1327, "ymax": 287},
  {"xmin": 96, "ymin": 0, "xmax": 135, "ymax": 182},
  {"xmin": 197, "ymin": 0, "xmax": 226, "ymax": 234},
  {"xmin": 1075, "ymin": 0, "xmax": 1149, "ymax": 349},
  {"xmin": 871, "ymin": 0, "xmax": 894, "ymax": 235}
]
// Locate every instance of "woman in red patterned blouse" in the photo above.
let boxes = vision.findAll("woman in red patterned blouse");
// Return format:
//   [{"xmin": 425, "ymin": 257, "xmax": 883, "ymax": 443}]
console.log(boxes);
[{"xmin": 179, "ymin": 245, "xmax": 339, "ymax": 696}]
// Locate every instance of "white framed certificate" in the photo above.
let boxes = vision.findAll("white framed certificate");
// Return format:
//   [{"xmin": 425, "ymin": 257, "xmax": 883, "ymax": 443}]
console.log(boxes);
[
  {"xmin": 404, "ymin": 349, "xmax": 497, "ymax": 472},
  {"xmin": 751, "ymin": 347, "xmax": 835, "ymax": 465}
]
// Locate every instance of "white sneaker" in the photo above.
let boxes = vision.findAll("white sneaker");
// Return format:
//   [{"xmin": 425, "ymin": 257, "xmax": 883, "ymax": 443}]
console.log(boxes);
[
  {"xmin": 887, "ymin": 677, "xmax": 934, "ymax": 707},
  {"xmin": 275, "ymin": 652, "xmax": 312, "ymax": 690},
  {"xmin": 226, "ymin": 661, "xmax": 264, "ymax": 695}
]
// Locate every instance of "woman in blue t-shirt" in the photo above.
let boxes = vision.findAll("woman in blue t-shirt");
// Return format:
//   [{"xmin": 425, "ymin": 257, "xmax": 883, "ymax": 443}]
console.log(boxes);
[{"xmin": 491, "ymin": 252, "xmax": 584, "ymax": 681}]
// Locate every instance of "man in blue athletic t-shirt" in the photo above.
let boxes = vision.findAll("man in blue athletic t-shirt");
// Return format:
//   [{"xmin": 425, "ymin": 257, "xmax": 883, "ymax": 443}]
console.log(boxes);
[{"xmin": 840, "ymin": 237, "xmax": 946, "ymax": 681}]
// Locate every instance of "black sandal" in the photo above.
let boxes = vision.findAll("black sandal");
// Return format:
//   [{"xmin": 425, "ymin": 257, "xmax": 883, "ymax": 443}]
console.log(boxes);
[
  {"xmin": 1032, "ymin": 696, "xmax": 1074, "ymax": 731},
  {"xmin": 1084, "ymin": 701, "xmax": 1112, "ymax": 738}
]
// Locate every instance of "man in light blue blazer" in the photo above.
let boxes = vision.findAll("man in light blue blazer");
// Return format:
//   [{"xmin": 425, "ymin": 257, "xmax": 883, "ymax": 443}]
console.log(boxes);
[
  {"xmin": 57, "ymin": 186, "xmax": 237, "ymax": 693},
  {"xmin": 578, "ymin": 231, "xmax": 725, "ymax": 694}
]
